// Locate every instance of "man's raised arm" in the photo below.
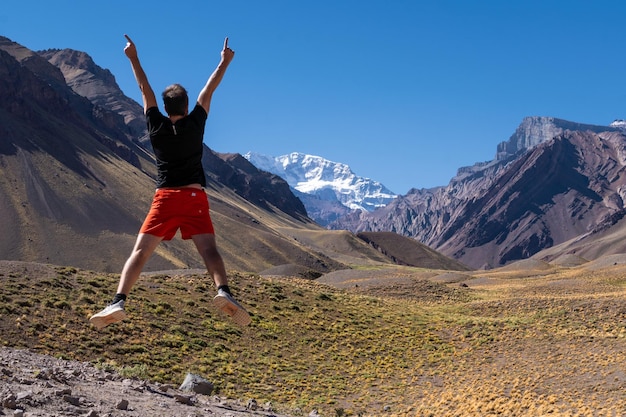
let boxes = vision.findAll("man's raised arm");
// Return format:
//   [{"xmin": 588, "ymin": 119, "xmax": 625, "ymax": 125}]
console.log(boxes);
[
  {"xmin": 124, "ymin": 34, "xmax": 157, "ymax": 113},
  {"xmin": 197, "ymin": 37, "xmax": 235, "ymax": 114}
]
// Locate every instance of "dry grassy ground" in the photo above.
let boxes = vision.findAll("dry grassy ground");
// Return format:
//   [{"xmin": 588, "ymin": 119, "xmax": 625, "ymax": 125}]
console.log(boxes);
[{"xmin": 1, "ymin": 259, "xmax": 625, "ymax": 416}]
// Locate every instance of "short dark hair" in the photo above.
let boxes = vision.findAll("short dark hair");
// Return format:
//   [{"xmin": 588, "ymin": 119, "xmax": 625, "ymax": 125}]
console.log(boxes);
[{"xmin": 162, "ymin": 84, "xmax": 189, "ymax": 116}]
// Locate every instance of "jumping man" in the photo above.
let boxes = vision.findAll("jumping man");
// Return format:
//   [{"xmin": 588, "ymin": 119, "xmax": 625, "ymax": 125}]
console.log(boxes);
[{"xmin": 89, "ymin": 35, "xmax": 250, "ymax": 328}]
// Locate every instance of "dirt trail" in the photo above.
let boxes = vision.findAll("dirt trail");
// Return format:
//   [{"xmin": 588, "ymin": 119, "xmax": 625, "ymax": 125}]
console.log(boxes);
[{"xmin": 0, "ymin": 347, "xmax": 292, "ymax": 417}]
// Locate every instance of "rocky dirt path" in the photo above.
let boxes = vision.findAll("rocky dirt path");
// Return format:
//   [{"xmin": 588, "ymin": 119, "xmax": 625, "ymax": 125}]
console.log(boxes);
[{"xmin": 0, "ymin": 347, "xmax": 294, "ymax": 417}]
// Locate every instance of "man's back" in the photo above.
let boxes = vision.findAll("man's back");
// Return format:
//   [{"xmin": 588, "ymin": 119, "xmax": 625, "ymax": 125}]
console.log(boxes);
[{"xmin": 147, "ymin": 104, "xmax": 208, "ymax": 188}]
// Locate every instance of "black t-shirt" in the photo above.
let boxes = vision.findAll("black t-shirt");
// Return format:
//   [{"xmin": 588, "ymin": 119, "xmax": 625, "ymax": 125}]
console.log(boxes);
[{"xmin": 146, "ymin": 104, "xmax": 208, "ymax": 188}]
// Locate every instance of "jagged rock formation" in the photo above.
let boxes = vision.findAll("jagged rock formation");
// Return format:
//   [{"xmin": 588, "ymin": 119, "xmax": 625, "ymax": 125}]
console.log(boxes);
[
  {"xmin": 39, "ymin": 48, "xmax": 147, "ymax": 143},
  {"xmin": 332, "ymin": 118, "xmax": 626, "ymax": 269},
  {"xmin": 495, "ymin": 116, "xmax": 618, "ymax": 161}
]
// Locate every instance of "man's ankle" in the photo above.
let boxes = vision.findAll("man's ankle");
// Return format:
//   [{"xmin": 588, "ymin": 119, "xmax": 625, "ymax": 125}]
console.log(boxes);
[
  {"xmin": 111, "ymin": 293, "xmax": 127, "ymax": 305},
  {"xmin": 217, "ymin": 285, "xmax": 232, "ymax": 295}
]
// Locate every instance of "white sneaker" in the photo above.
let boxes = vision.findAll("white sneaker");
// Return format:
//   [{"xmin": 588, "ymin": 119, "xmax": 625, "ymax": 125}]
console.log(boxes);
[
  {"xmin": 213, "ymin": 289, "xmax": 251, "ymax": 326},
  {"xmin": 89, "ymin": 300, "xmax": 127, "ymax": 329}
]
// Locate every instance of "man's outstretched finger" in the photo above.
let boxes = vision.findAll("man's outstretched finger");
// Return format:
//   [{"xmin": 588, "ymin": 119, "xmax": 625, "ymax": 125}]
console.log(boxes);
[
  {"xmin": 223, "ymin": 37, "xmax": 229, "ymax": 50},
  {"xmin": 124, "ymin": 34, "xmax": 133, "ymax": 44}
]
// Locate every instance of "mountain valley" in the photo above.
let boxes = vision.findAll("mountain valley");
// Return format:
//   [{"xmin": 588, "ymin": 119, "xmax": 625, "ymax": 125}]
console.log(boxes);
[
  {"xmin": 0, "ymin": 36, "xmax": 418, "ymax": 276},
  {"xmin": 2, "ymin": 34, "xmax": 626, "ymax": 416}
]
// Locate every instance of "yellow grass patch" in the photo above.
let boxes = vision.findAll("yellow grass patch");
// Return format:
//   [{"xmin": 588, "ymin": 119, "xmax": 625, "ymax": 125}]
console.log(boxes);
[{"xmin": 1, "ymin": 260, "xmax": 625, "ymax": 415}]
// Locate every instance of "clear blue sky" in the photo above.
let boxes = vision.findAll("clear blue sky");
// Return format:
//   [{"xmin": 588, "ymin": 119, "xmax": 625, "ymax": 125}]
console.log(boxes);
[{"xmin": 2, "ymin": 1, "xmax": 625, "ymax": 194}]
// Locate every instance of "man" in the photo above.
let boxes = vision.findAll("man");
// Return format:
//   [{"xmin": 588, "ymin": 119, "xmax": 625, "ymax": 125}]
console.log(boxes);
[{"xmin": 89, "ymin": 34, "xmax": 250, "ymax": 329}]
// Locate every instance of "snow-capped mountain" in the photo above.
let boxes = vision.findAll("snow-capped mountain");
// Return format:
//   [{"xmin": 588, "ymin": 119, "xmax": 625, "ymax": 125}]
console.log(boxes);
[
  {"xmin": 610, "ymin": 119, "xmax": 626, "ymax": 131},
  {"xmin": 243, "ymin": 152, "xmax": 398, "ymax": 225}
]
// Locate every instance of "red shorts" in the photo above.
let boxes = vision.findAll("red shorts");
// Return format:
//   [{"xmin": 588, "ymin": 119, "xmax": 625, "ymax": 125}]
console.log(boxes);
[{"xmin": 139, "ymin": 188, "xmax": 215, "ymax": 240}]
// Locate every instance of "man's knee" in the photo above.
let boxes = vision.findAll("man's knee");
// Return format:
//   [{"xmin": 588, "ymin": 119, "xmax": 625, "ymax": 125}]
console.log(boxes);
[
  {"xmin": 202, "ymin": 246, "xmax": 221, "ymax": 260},
  {"xmin": 131, "ymin": 247, "xmax": 155, "ymax": 264}
]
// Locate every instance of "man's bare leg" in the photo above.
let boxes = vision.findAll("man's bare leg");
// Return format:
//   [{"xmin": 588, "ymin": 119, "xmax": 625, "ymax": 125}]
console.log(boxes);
[
  {"xmin": 192, "ymin": 233, "xmax": 250, "ymax": 325},
  {"xmin": 191, "ymin": 233, "xmax": 228, "ymax": 288},
  {"xmin": 117, "ymin": 233, "xmax": 163, "ymax": 295},
  {"xmin": 89, "ymin": 233, "xmax": 162, "ymax": 329}
]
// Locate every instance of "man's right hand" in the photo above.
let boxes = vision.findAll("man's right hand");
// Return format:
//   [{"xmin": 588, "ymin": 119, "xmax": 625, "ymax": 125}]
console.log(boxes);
[{"xmin": 124, "ymin": 34, "xmax": 138, "ymax": 60}]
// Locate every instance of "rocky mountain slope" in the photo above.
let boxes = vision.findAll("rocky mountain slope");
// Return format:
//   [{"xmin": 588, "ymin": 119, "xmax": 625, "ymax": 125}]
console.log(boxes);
[
  {"xmin": 39, "ymin": 48, "xmax": 147, "ymax": 143},
  {"xmin": 333, "ymin": 117, "xmax": 626, "ymax": 269}
]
